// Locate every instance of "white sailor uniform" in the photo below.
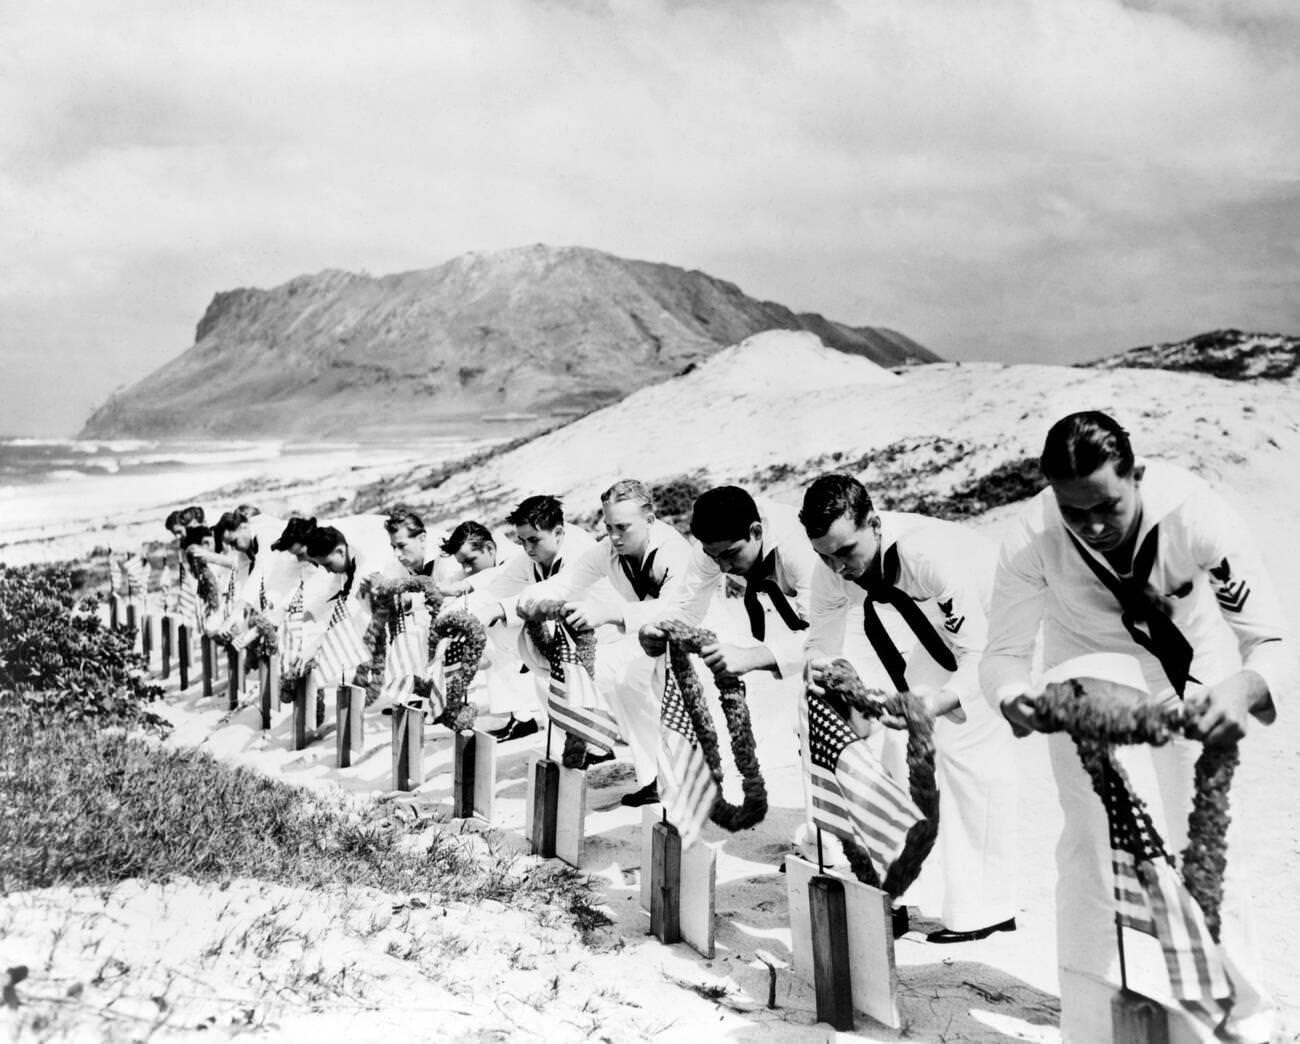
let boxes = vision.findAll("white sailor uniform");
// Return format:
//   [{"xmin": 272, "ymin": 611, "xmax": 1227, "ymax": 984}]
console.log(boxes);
[
  {"xmin": 982, "ymin": 460, "xmax": 1296, "ymax": 1044},
  {"xmin": 806, "ymin": 510, "xmax": 1019, "ymax": 934}
]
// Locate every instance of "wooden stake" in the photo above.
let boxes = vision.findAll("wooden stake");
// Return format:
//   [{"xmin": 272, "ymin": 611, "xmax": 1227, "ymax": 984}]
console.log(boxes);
[
  {"xmin": 201, "ymin": 635, "xmax": 213, "ymax": 699},
  {"xmin": 125, "ymin": 602, "xmax": 137, "ymax": 643},
  {"xmin": 160, "ymin": 615, "xmax": 173, "ymax": 680},
  {"xmin": 141, "ymin": 614, "xmax": 153, "ymax": 665},
  {"xmin": 259, "ymin": 654, "xmax": 279, "ymax": 730},
  {"xmin": 335, "ymin": 684, "xmax": 364, "ymax": 767},
  {"xmin": 808, "ymin": 875, "xmax": 854, "ymax": 1031},
  {"xmin": 109, "ymin": 594, "xmax": 120, "ymax": 631},
  {"xmin": 650, "ymin": 818, "xmax": 682, "ymax": 945},
  {"xmin": 1112, "ymin": 989, "xmax": 1171, "ymax": 1044},
  {"xmin": 453, "ymin": 730, "xmax": 476, "ymax": 816},
  {"xmin": 392, "ymin": 700, "xmax": 425, "ymax": 792},
  {"xmin": 178, "ymin": 624, "xmax": 190, "ymax": 690},
  {"xmin": 530, "ymin": 758, "xmax": 560, "ymax": 857},
  {"xmin": 292, "ymin": 675, "xmax": 311, "ymax": 750},
  {"xmin": 226, "ymin": 645, "xmax": 243, "ymax": 710}
]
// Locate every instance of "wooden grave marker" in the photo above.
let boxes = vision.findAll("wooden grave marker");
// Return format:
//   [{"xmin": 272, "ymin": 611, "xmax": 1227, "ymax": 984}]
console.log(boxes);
[
  {"xmin": 526, "ymin": 754, "xmax": 560, "ymax": 857},
  {"xmin": 177, "ymin": 623, "xmax": 191, "ymax": 690},
  {"xmin": 125, "ymin": 602, "xmax": 137, "ymax": 644},
  {"xmin": 553, "ymin": 765, "xmax": 587, "ymax": 868},
  {"xmin": 392, "ymin": 700, "xmax": 425, "ymax": 792},
  {"xmin": 141, "ymin": 612, "xmax": 154, "ymax": 666},
  {"xmin": 452, "ymin": 731, "xmax": 476, "ymax": 816},
  {"xmin": 200, "ymin": 635, "xmax": 214, "ymax": 699},
  {"xmin": 291, "ymin": 675, "xmax": 312, "ymax": 750},
  {"xmin": 334, "ymin": 684, "xmax": 364, "ymax": 767},
  {"xmin": 109, "ymin": 594, "xmax": 121, "ymax": 631},
  {"xmin": 226, "ymin": 645, "xmax": 244, "ymax": 710},
  {"xmin": 160, "ymin": 615, "xmax": 174, "ymax": 680},
  {"xmin": 471, "ymin": 728, "xmax": 498, "ymax": 822},
  {"xmin": 1059, "ymin": 968, "xmax": 1218, "ymax": 1044},
  {"xmin": 785, "ymin": 854, "xmax": 899, "ymax": 1030},
  {"xmin": 258, "ymin": 654, "xmax": 279, "ymax": 730},
  {"xmin": 638, "ymin": 808, "xmax": 716, "ymax": 957}
]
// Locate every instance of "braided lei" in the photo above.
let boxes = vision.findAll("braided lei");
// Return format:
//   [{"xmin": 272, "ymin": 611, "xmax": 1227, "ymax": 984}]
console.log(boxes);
[
  {"xmin": 819, "ymin": 661, "xmax": 939, "ymax": 898},
  {"xmin": 1033, "ymin": 679, "xmax": 1235, "ymax": 940},
  {"xmin": 658, "ymin": 620, "xmax": 767, "ymax": 831},
  {"xmin": 366, "ymin": 576, "xmax": 486, "ymax": 731},
  {"xmin": 519, "ymin": 598, "xmax": 598, "ymax": 768}
]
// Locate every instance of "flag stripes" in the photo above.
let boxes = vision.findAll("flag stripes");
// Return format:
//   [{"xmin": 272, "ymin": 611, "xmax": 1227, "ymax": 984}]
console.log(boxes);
[
  {"xmin": 657, "ymin": 657, "xmax": 717, "ymax": 849},
  {"xmin": 315, "ymin": 597, "xmax": 367, "ymax": 685},
  {"xmin": 380, "ymin": 602, "xmax": 428, "ymax": 702},
  {"xmin": 545, "ymin": 625, "xmax": 620, "ymax": 752},
  {"xmin": 803, "ymin": 691, "xmax": 921, "ymax": 880}
]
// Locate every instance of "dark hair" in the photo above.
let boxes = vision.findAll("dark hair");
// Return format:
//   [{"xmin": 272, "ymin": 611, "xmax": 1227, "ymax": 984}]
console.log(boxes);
[
  {"xmin": 690, "ymin": 486, "xmax": 760, "ymax": 544},
  {"xmin": 164, "ymin": 510, "xmax": 181, "ymax": 531},
  {"xmin": 212, "ymin": 509, "xmax": 247, "ymax": 553},
  {"xmin": 600, "ymin": 479, "xmax": 653, "ymax": 512},
  {"xmin": 384, "ymin": 505, "xmax": 426, "ymax": 537},
  {"xmin": 178, "ymin": 505, "xmax": 205, "ymax": 526},
  {"xmin": 304, "ymin": 525, "xmax": 347, "ymax": 559},
  {"xmin": 181, "ymin": 525, "xmax": 212, "ymax": 549},
  {"xmin": 441, "ymin": 521, "xmax": 495, "ymax": 556},
  {"xmin": 271, "ymin": 516, "xmax": 318, "ymax": 552},
  {"xmin": 799, "ymin": 474, "xmax": 874, "ymax": 539},
  {"xmin": 506, "ymin": 495, "xmax": 564, "ymax": 531},
  {"xmin": 1040, "ymin": 411, "xmax": 1136, "ymax": 481}
]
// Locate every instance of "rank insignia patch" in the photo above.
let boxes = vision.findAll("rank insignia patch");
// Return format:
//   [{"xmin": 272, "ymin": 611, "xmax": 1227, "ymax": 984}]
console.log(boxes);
[{"xmin": 1209, "ymin": 558, "xmax": 1250, "ymax": 613}]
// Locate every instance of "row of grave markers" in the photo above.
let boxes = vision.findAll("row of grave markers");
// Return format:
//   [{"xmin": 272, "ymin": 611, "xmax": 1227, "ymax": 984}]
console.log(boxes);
[{"xmin": 106, "ymin": 590, "xmax": 1194, "ymax": 1041}]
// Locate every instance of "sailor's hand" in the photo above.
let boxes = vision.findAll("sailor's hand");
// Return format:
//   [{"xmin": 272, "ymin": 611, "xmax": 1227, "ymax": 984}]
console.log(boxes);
[
  {"xmin": 998, "ymin": 686, "xmax": 1042, "ymax": 738},
  {"xmin": 701, "ymin": 643, "xmax": 767, "ymax": 683},
  {"xmin": 804, "ymin": 657, "xmax": 833, "ymax": 697},
  {"xmin": 638, "ymin": 623, "xmax": 668, "ymax": 657},
  {"xmin": 564, "ymin": 601, "xmax": 608, "ymax": 632},
  {"xmin": 1186, "ymin": 671, "xmax": 1268, "ymax": 747}
]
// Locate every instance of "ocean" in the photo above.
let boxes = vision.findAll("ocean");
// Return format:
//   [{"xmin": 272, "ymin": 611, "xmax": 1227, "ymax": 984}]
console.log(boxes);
[{"xmin": 0, "ymin": 435, "xmax": 496, "ymax": 566}]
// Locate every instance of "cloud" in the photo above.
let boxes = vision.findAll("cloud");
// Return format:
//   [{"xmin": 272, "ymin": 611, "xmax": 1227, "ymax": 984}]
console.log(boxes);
[{"xmin": 1, "ymin": 0, "xmax": 1298, "ymax": 433}]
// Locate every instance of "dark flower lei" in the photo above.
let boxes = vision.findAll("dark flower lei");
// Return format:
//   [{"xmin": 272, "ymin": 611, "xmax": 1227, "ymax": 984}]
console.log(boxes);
[
  {"xmin": 361, "ymin": 575, "xmax": 485, "ymax": 731},
  {"xmin": 245, "ymin": 610, "xmax": 279, "ymax": 656},
  {"xmin": 365, "ymin": 577, "xmax": 448, "ymax": 704},
  {"xmin": 518, "ymin": 599, "xmax": 599, "ymax": 767},
  {"xmin": 184, "ymin": 546, "xmax": 221, "ymax": 616},
  {"xmin": 657, "ymin": 620, "xmax": 767, "ymax": 832},
  {"xmin": 1033, "ymin": 679, "xmax": 1236, "ymax": 940},
  {"xmin": 819, "ymin": 661, "xmax": 939, "ymax": 899}
]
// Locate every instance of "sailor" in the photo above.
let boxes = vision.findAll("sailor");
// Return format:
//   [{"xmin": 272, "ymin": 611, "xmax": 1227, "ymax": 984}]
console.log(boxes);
[
  {"xmin": 801, "ymin": 472, "xmax": 1019, "ymax": 943},
  {"xmin": 983, "ymin": 411, "xmax": 1294, "ymax": 1043}
]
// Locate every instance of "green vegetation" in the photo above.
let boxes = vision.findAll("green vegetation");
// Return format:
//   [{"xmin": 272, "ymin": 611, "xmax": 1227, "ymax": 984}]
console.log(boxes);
[{"xmin": 0, "ymin": 563, "xmax": 595, "ymax": 918}]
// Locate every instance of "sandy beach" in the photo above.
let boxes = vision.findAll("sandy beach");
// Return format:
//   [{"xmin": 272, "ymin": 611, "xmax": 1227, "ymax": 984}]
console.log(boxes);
[{"xmin": 3, "ymin": 335, "xmax": 1298, "ymax": 1042}]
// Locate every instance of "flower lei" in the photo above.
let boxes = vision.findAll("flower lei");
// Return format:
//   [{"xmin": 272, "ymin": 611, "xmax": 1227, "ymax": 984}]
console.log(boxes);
[
  {"xmin": 184, "ymin": 546, "xmax": 220, "ymax": 616},
  {"xmin": 245, "ymin": 610, "xmax": 279, "ymax": 657},
  {"xmin": 519, "ymin": 599, "xmax": 598, "ymax": 768},
  {"xmin": 364, "ymin": 577, "xmax": 448, "ymax": 704},
  {"xmin": 1033, "ymin": 679, "xmax": 1235, "ymax": 940},
  {"xmin": 423, "ymin": 610, "xmax": 486, "ymax": 732},
  {"xmin": 658, "ymin": 620, "xmax": 767, "ymax": 831},
  {"xmin": 361, "ymin": 575, "xmax": 486, "ymax": 731},
  {"xmin": 820, "ymin": 661, "xmax": 939, "ymax": 899}
]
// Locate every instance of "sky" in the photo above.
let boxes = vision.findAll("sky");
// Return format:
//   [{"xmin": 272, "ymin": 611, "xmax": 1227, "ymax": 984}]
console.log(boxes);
[{"xmin": 1, "ymin": 0, "xmax": 1298, "ymax": 436}]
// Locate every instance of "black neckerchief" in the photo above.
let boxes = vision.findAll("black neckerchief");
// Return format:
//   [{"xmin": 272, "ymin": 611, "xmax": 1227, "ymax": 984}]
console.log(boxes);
[
  {"xmin": 855, "ymin": 542, "xmax": 958, "ymax": 691},
  {"xmin": 742, "ymin": 548, "xmax": 808, "ymax": 641},
  {"xmin": 1064, "ymin": 523, "xmax": 1196, "ymax": 697},
  {"xmin": 619, "ymin": 547, "xmax": 661, "ymax": 601}
]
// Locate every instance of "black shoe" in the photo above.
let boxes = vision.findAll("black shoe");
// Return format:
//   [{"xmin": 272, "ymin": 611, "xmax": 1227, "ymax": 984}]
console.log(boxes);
[
  {"xmin": 892, "ymin": 906, "xmax": 910, "ymax": 938},
  {"xmin": 487, "ymin": 715, "xmax": 518, "ymax": 739},
  {"xmin": 492, "ymin": 716, "xmax": 539, "ymax": 742},
  {"xmin": 579, "ymin": 749, "xmax": 615, "ymax": 770},
  {"xmin": 619, "ymin": 780, "xmax": 660, "ymax": 807},
  {"xmin": 925, "ymin": 917, "xmax": 1016, "ymax": 944}
]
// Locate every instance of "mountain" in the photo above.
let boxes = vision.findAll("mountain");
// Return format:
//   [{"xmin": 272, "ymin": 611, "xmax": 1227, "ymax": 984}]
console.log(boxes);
[
  {"xmin": 79, "ymin": 245, "xmax": 938, "ymax": 439},
  {"xmin": 1083, "ymin": 329, "xmax": 1300, "ymax": 381}
]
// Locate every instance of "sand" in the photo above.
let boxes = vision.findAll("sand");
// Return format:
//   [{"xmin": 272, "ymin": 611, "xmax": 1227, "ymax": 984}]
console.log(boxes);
[{"xmin": 3, "ymin": 334, "xmax": 1298, "ymax": 1042}]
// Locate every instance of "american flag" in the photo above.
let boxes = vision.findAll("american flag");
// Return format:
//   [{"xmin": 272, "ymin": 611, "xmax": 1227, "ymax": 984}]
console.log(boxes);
[
  {"xmin": 545, "ymin": 624, "xmax": 620, "ymax": 754},
  {"xmin": 176, "ymin": 578, "xmax": 201, "ymax": 627},
  {"xmin": 656, "ymin": 654, "xmax": 718, "ymax": 849},
  {"xmin": 380, "ymin": 602, "xmax": 428, "ymax": 703},
  {"xmin": 802, "ymin": 691, "xmax": 922, "ymax": 880},
  {"xmin": 281, "ymin": 585, "xmax": 305, "ymax": 673},
  {"xmin": 1101, "ymin": 755, "xmax": 1233, "ymax": 1013},
  {"xmin": 314, "ymin": 597, "xmax": 367, "ymax": 686}
]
